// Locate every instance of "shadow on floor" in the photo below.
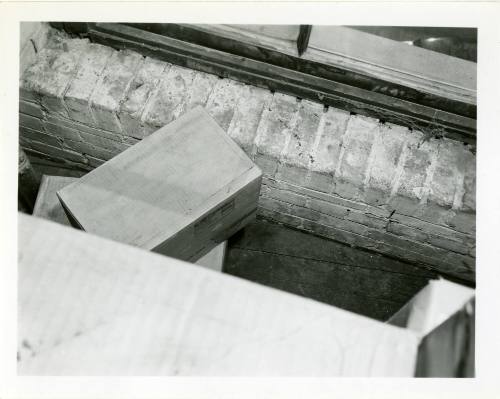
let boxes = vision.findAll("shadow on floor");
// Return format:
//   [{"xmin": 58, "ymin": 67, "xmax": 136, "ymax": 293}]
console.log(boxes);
[{"xmin": 224, "ymin": 217, "xmax": 437, "ymax": 321}]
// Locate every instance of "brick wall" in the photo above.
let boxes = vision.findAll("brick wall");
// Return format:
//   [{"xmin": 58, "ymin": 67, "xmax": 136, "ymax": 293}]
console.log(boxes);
[
  {"xmin": 20, "ymin": 22, "xmax": 51, "ymax": 75},
  {"xmin": 19, "ymin": 32, "xmax": 476, "ymax": 282}
]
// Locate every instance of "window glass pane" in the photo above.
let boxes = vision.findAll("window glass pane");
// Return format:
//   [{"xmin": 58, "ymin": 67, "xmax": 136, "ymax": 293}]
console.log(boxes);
[{"xmin": 347, "ymin": 26, "xmax": 477, "ymax": 62}]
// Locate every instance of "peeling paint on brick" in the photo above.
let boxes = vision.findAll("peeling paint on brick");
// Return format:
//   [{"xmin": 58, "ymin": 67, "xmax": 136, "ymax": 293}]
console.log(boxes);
[
  {"xmin": 118, "ymin": 57, "xmax": 169, "ymax": 139},
  {"xmin": 65, "ymin": 43, "xmax": 114, "ymax": 126},
  {"xmin": 228, "ymin": 84, "xmax": 273, "ymax": 156},
  {"xmin": 333, "ymin": 114, "xmax": 378, "ymax": 201},
  {"xmin": 90, "ymin": 49, "xmax": 143, "ymax": 133},
  {"xmin": 305, "ymin": 107, "xmax": 349, "ymax": 193},
  {"xmin": 276, "ymin": 100, "xmax": 323, "ymax": 186},
  {"xmin": 21, "ymin": 39, "xmax": 89, "ymax": 117},
  {"xmin": 142, "ymin": 65, "xmax": 196, "ymax": 128},
  {"xmin": 364, "ymin": 123, "xmax": 409, "ymax": 206},
  {"xmin": 205, "ymin": 78, "xmax": 246, "ymax": 131},
  {"xmin": 254, "ymin": 93, "xmax": 299, "ymax": 176}
]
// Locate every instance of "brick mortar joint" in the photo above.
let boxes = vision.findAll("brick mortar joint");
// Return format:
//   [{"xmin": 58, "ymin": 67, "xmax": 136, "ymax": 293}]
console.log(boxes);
[
  {"xmin": 115, "ymin": 56, "xmax": 147, "ymax": 117},
  {"xmin": 264, "ymin": 176, "xmax": 390, "ymax": 215},
  {"xmin": 83, "ymin": 45, "xmax": 116, "ymax": 128},
  {"xmin": 262, "ymin": 177, "xmax": 475, "ymax": 238},
  {"xmin": 137, "ymin": 63, "xmax": 173, "ymax": 128},
  {"xmin": 58, "ymin": 45, "xmax": 90, "ymax": 118},
  {"xmin": 385, "ymin": 219, "xmax": 475, "ymax": 246},
  {"xmin": 389, "ymin": 135, "xmax": 411, "ymax": 200},
  {"xmin": 303, "ymin": 106, "xmax": 330, "ymax": 185},
  {"xmin": 22, "ymin": 145, "xmax": 91, "ymax": 167},
  {"xmin": 362, "ymin": 123, "xmax": 382, "ymax": 189},
  {"xmin": 329, "ymin": 114, "xmax": 352, "ymax": 195},
  {"xmin": 261, "ymin": 191, "xmax": 474, "ymax": 257},
  {"xmin": 258, "ymin": 203, "xmax": 472, "ymax": 272},
  {"xmin": 249, "ymin": 93, "xmax": 275, "ymax": 160},
  {"xmin": 275, "ymin": 100, "xmax": 302, "ymax": 172},
  {"xmin": 130, "ymin": 62, "xmax": 171, "ymax": 123},
  {"xmin": 418, "ymin": 139, "xmax": 441, "ymax": 206},
  {"xmin": 20, "ymin": 106, "xmax": 128, "ymax": 147}
]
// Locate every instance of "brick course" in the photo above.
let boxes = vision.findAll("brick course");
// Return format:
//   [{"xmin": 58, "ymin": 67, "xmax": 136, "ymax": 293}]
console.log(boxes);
[
  {"xmin": 334, "ymin": 115, "xmax": 379, "ymax": 201},
  {"xmin": 65, "ymin": 43, "xmax": 114, "ymax": 125},
  {"xmin": 118, "ymin": 57, "xmax": 168, "ymax": 139},
  {"xmin": 19, "ymin": 33, "xmax": 476, "ymax": 282},
  {"xmin": 143, "ymin": 65, "xmax": 195, "ymax": 128},
  {"xmin": 253, "ymin": 93, "xmax": 299, "ymax": 176},
  {"xmin": 275, "ymin": 100, "xmax": 323, "ymax": 186},
  {"xmin": 306, "ymin": 107, "xmax": 350, "ymax": 193},
  {"xmin": 89, "ymin": 50, "xmax": 143, "ymax": 133}
]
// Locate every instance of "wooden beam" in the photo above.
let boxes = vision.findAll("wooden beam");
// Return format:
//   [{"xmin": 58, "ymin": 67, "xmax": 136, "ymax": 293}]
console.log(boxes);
[
  {"xmin": 88, "ymin": 23, "xmax": 476, "ymax": 145},
  {"xmin": 226, "ymin": 24, "xmax": 299, "ymax": 41},
  {"xmin": 49, "ymin": 22, "xmax": 89, "ymax": 36},
  {"xmin": 124, "ymin": 23, "xmax": 475, "ymax": 120},
  {"xmin": 297, "ymin": 25, "xmax": 312, "ymax": 56},
  {"xmin": 18, "ymin": 213, "xmax": 420, "ymax": 376},
  {"xmin": 308, "ymin": 26, "xmax": 476, "ymax": 104}
]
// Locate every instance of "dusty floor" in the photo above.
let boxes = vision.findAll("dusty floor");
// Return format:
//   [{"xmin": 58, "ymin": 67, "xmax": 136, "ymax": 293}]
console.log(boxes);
[{"xmin": 225, "ymin": 217, "xmax": 436, "ymax": 321}]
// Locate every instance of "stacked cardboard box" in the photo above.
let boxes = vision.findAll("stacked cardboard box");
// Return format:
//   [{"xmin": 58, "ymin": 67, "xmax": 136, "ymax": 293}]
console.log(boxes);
[
  {"xmin": 32, "ymin": 107, "xmax": 260, "ymax": 269},
  {"xmin": 33, "ymin": 174, "xmax": 228, "ymax": 271},
  {"xmin": 18, "ymin": 213, "xmax": 419, "ymax": 376},
  {"xmin": 56, "ymin": 106, "xmax": 261, "ymax": 262},
  {"xmin": 57, "ymin": 107, "xmax": 261, "ymax": 261}
]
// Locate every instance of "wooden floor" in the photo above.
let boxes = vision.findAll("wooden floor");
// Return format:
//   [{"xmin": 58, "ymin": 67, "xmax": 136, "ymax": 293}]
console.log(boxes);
[
  {"xmin": 224, "ymin": 217, "xmax": 437, "ymax": 321},
  {"xmin": 26, "ymin": 152, "xmax": 88, "ymax": 178}
]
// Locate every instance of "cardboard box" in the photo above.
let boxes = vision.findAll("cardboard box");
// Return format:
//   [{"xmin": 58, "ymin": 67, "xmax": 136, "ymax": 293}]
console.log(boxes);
[
  {"xmin": 18, "ymin": 213, "xmax": 474, "ymax": 376},
  {"xmin": 18, "ymin": 213, "xmax": 419, "ymax": 376},
  {"xmin": 33, "ymin": 174, "xmax": 227, "ymax": 270},
  {"xmin": 415, "ymin": 297, "xmax": 475, "ymax": 377},
  {"xmin": 32, "ymin": 175, "xmax": 77, "ymax": 226},
  {"xmin": 387, "ymin": 278, "xmax": 475, "ymax": 336},
  {"xmin": 387, "ymin": 278, "xmax": 475, "ymax": 377},
  {"xmin": 195, "ymin": 240, "xmax": 227, "ymax": 272},
  {"xmin": 57, "ymin": 107, "xmax": 262, "ymax": 262}
]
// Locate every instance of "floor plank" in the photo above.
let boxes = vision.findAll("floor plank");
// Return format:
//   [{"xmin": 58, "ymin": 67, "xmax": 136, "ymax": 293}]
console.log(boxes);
[{"xmin": 224, "ymin": 217, "xmax": 437, "ymax": 321}]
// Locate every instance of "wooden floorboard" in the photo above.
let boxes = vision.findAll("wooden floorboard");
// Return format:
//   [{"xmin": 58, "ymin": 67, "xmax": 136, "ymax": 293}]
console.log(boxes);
[
  {"xmin": 224, "ymin": 218, "xmax": 437, "ymax": 321},
  {"xmin": 25, "ymin": 150, "xmax": 89, "ymax": 178}
]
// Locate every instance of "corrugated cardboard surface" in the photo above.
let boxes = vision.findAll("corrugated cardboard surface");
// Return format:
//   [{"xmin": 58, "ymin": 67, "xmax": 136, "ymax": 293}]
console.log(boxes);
[{"xmin": 18, "ymin": 213, "xmax": 419, "ymax": 376}]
